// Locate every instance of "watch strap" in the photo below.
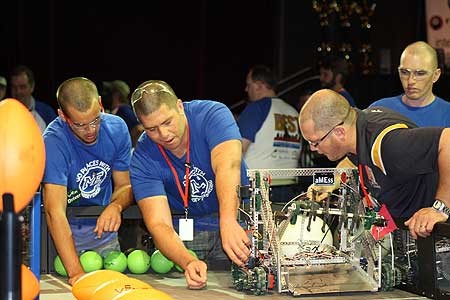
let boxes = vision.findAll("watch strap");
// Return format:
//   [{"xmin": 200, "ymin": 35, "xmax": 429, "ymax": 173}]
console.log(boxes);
[{"xmin": 433, "ymin": 199, "xmax": 450, "ymax": 216}]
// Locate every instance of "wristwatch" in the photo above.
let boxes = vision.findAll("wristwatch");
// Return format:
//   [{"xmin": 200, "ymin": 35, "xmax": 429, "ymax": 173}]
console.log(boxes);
[{"xmin": 432, "ymin": 199, "xmax": 450, "ymax": 217}]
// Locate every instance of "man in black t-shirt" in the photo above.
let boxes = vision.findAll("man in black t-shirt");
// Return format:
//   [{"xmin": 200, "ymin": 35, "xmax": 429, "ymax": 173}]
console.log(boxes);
[{"xmin": 298, "ymin": 89, "xmax": 450, "ymax": 240}]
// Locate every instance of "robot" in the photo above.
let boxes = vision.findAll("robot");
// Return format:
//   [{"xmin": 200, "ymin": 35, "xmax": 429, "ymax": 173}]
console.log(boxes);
[{"xmin": 232, "ymin": 168, "xmax": 394, "ymax": 296}]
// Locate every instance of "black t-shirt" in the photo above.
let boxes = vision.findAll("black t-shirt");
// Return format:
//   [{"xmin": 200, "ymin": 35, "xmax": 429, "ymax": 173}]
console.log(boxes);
[{"xmin": 348, "ymin": 107, "xmax": 443, "ymax": 218}]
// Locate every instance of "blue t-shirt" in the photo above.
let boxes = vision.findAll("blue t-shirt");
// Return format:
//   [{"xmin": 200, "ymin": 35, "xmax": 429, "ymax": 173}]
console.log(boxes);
[
  {"xmin": 370, "ymin": 95, "xmax": 450, "ymax": 127},
  {"xmin": 43, "ymin": 113, "xmax": 131, "ymax": 251},
  {"xmin": 130, "ymin": 100, "xmax": 248, "ymax": 230},
  {"xmin": 43, "ymin": 113, "xmax": 131, "ymax": 206},
  {"xmin": 237, "ymin": 97, "xmax": 271, "ymax": 142}
]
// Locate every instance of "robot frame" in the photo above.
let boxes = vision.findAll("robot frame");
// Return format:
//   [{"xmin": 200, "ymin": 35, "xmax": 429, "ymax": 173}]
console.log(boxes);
[{"xmin": 232, "ymin": 167, "xmax": 393, "ymax": 296}]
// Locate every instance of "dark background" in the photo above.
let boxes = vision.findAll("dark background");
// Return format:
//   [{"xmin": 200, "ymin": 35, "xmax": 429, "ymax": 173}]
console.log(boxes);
[{"xmin": 1, "ymin": 0, "xmax": 449, "ymax": 112}]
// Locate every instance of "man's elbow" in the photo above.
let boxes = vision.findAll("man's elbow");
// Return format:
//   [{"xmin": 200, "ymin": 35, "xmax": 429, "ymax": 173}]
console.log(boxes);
[{"xmin": 45, "ymin": 208, "xmax": 66, "ymax": 228}]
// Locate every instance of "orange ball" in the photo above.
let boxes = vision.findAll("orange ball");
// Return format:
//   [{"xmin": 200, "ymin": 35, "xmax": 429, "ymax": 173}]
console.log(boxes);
[
  {"xmin": 112, "ymin": 288, "xmax": 174, "ymax": 300},
  {"xmin": 0, "ymin": 99, "xmax": 45, "ymax": 213},
  {"xmin": 72, "ymin": 270, "xmax": 127, "ymax": 300},
  {"xmin": 21, "ymin": 264, "xmax": 40, "ymax": 300},
  {"xmin": 91, "ymin": 277, "xmax": 153, "ymax": 300}
]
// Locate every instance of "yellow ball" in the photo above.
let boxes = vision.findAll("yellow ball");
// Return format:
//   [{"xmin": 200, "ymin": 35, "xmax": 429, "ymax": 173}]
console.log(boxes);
[
  {"xmin": 72, "ymin": 270, "xmax": 127, "ymax": 300},
  {"xmin": 92, "ymin": 277, "xmax": 153, "ymax": 300}
]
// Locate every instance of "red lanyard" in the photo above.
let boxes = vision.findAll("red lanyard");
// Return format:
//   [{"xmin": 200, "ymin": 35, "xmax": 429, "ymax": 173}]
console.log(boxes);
[
  {"xmin": 158, "ymin": 124, "xmax": 190, "ymax": 210},
  {"xmin": 358, "ymin": 164, "xmax": 374, "ymax": 208}
]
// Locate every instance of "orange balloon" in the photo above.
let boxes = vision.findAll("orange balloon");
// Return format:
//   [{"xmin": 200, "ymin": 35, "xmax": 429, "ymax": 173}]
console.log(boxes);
[
  {"xmin": 91, "ymin": 277, "xmax": 153, "ymax": 300},
  {"xmin": 112, "ymin": 288, "xmax": 174, "ymax": 300},
  {"xmin": 72, "ymin": 270, "xmax": 127, "ymax": 300},
  {"xmin": 0, "ymin": 99, "xmax": 45, "ymax": 213},
  {"xmin": 21, "ymin": 264, "xmax": 40, "ymax": 300}
]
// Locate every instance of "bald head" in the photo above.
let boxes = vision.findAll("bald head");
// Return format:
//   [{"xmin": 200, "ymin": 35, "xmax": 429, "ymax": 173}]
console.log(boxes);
[
  {"xmin": 401, "ymin": 41, "xmax": 438, "ymax": 70},
  {"xmin": 300, "ymin": 89, "xmax": 352, "ymax": 131},
  {"xmin": 57, "ymin": 77, "xmax": 100, "ymax": 113}
]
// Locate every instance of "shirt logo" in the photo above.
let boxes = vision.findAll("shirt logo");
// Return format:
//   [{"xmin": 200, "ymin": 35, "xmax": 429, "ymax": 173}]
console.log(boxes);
[
  {"xmin": 185, "ymin": 166, "xmax": 213, "ymax": 203},
  {"xmin": 76, "ymin": 160, "xmax": 111, "ymax": 199},
  {"xmin": 273, "ymin": 113, "xmax": 301, "ymax": 152}
]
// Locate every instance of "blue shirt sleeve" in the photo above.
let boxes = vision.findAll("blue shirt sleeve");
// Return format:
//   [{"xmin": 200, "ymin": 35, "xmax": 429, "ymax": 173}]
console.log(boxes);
[
  {"xmin": 112, "ymin": 119, "xmax": 132, "ymax": 171},
  {"xmin": 237, "ymin": 99, "xmax": 271, "ymax": 142},
  {"xmin": 43, "ymin": 129, "xmax": 70, "ymax": 186},
  {"xmin": 201, "ymin": 101, "xmax": 243, "ymax": 148}
]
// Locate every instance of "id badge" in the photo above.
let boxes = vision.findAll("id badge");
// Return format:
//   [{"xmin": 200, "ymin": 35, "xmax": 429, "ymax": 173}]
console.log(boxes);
[{"xmin": 179, "ymin": 218, "xmax": 194, "ymax": 241}]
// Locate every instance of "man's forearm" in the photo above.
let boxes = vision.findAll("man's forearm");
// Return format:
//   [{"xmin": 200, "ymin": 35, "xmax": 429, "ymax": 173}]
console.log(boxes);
[
  {"xmin": 110, "ymin": 184, "xmax": 134, "ymax": 212},
  {"xmin": 46, "ymin": 211, "xmax": 83, "ymax": 277},
  {"xmin": 216, "ymin": 167, "xmax": 241, "ymax": 222},
  {"xmin": 149, "ymin": 223, "xmax": 196, "ymax": 270}
]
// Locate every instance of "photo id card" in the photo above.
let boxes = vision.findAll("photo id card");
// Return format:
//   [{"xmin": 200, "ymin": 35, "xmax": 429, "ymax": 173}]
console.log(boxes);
[{"xmin": 179, "ymin": 218, "xmax": 194, "ymax": 241}]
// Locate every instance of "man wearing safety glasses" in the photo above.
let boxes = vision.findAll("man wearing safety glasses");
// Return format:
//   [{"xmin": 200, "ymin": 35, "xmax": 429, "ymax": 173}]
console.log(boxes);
[
  {"xmin": 42, "ymin": 77, "xmax": 134, "ymax": 285},
  {"xmin": 300, "ymin": 89, "xmax": 450, "ymax": 242},
  {"xmin": 370, "ymin": 41, "xmax": 450, "ymax": 127}
]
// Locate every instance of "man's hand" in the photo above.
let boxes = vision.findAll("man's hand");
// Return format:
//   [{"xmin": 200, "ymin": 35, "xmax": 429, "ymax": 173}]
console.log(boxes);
[
  {"xmin": 94, "ymin": 202, "xmax": 122, "ymax": 239},
  {"xmin": 404, "ymin": 207, "xmax": 448, "ymax": 239},
  {"xmin": 184, "ymin": 260, "xmax": 208, "ymax": 289},
  {"xmin": 307, "ymin": 185, "xmax": 334, "ymax": 202},
  {"xmin": 220, "ymin": 219, "xmax": 251, "ymax": 266}
]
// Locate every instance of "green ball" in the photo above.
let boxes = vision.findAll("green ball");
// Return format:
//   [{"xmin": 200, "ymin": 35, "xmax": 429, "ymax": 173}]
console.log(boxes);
[
  {"xmin": 54, "ymin": 255, "xmax": 67, "ymax": 276},
  {"xmin": 103, "ymin": 250, "xmax": 127, "ymax": 272},
  {"xmin": 79, "ymin": 250, "xmax": 103, "ymax": 273},
  {"xmin": 150, "ymin": 250, "xmax": 174, "ymax": 274},
  {"xmin": 127, "ymin": 249, "xmax": 151, "ymax": 274},
  {"xmin": 175, "ymin": 249, "xmax": 198, "ymax": 272}
]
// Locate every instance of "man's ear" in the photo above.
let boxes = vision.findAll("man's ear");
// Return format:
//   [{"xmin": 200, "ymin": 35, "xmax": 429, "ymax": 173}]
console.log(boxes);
[
  {"xmin": 57, "ymin": 108, "xmax": 67, "ymax": 122},
  {"xmin": 432, "ymin": 68, "xmax": 441, "ymax": 83},
  {"xmin": 333, "ymin": 125, "xmax": 346, "ymax": 140},
  {"xmin": 177, "ymin": 99, "xmax": 184, "ymax": 114}
]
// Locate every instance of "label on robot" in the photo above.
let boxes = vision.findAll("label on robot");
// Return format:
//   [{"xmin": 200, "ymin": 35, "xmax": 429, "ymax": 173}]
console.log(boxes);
[
  {"xmin": 179, "ymin": 218, "xmax": 194, "ymax": 241},
  {"xmin": 313, "ymin": 172, "xmax": 335, "ymax": 186}
]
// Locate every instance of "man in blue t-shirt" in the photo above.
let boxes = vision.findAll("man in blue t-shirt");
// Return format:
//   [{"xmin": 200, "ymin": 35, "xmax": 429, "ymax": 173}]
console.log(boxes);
[
  {"xmin": 42, "ymin": 77, "xmax": 134, "ymax": 285},
  {"xmin": 370, "ymin": 41, "xmax": 450, "ymax": 127},
  {"xmin": 10, "ymin": 65, "xmax": 57, "ymax": 133},
  {"xmin": 130, "ymin": 80, "xmax": 250, "ymax": 289}
]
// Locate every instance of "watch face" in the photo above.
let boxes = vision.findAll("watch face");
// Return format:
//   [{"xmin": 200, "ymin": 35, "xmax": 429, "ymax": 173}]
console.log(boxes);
[{"xmin": 433, "ymin": 200, "xmax": 443, "ymax": 210}]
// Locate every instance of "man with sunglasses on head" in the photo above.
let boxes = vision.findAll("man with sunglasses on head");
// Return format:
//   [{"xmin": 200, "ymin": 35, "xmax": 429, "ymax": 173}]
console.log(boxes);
[
  {"xmin": 370, "ymin": 41, "xmax": 450, "ymax": 126},
  {"xmin": 129, "ymin": 80, "xmax": 250, "ymax": 289},
  {"xmin": 300, "ymin": 89, "xmax": 450, "ymax": 241},
  {"xmin": 42, "ymin": 77, "xmax": 134, "ymax": 285}
]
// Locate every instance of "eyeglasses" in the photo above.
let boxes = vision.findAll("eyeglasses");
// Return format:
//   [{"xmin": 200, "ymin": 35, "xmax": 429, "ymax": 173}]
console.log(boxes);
[
  {"xmin": 131, "ymin": 86, "xmax": 149, "ymax": 106},
  {"xmin": 308, "ymin": 121, "xmax": 344, "ymax": 148},
  {"xmin": 398, "ymin": 67, "xmax": 433, "ymax": 81},
  {"xmin": 65, "ymin": 113, "xmax": 102, "ymax": 132},
  {"xmin": 131, "ymin": 81, "xmax": 176, "ymax": 106},
  {"xmin": 307, "ymin": 107, "xmax": 351, "ymax": 148}
]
